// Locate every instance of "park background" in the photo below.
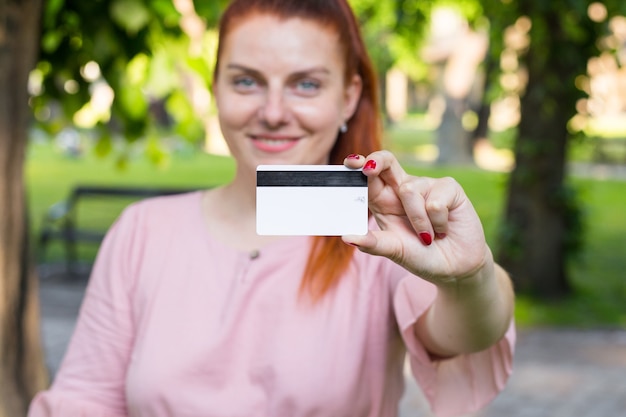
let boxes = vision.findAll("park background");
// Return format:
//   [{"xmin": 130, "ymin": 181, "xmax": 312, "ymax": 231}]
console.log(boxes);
[{"xmin": 2, "ymin": 0, "xmax": 626, "ymax": 416}]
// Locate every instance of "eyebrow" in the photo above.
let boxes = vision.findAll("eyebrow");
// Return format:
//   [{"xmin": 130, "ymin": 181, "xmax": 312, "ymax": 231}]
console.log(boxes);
[
  {"xmin": 225, "ymin": 63, "xmax": 331, "ymax": 78},
  {"xmin": 225, "ymin": 64, "xmax": 262, "ymax": 77}
]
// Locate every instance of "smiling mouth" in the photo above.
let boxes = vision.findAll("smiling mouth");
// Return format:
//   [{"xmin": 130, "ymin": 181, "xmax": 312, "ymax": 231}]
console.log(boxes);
[
  {"xmin": 255, "ymin": 137, "xmax": 296, "ymax": 146},
  {"xmin": 251, "ymin": 135, "xmax": 300, "ymax": 152}
]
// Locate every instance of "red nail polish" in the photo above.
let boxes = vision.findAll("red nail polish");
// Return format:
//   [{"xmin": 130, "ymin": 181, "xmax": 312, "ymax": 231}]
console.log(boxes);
[
  {"xmin": 346, "ymin": 154, "xmax": 360, "ymax": 160},
  {"xmin": 419, "ymin": 232, "xmax": 432, "ymax": 246},
  {"xmin": 435, "ymin": 233, "xmax": 447, "ymax": 240},
  {"xmin": 363, "ymin": 160, "xmax": 377, "ymax": 170}
]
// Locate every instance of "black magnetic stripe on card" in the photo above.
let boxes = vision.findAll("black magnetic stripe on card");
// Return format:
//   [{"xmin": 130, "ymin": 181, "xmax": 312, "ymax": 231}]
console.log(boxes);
[{"xmin": 257, "ymin": 170, "xmax": 367, "ymax": 187}]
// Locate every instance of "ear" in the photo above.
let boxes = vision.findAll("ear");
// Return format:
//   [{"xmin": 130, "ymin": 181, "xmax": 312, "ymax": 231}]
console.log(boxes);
[{"xmin": 342, "ymin": 74, "xmax": 363, "ymax": 121}]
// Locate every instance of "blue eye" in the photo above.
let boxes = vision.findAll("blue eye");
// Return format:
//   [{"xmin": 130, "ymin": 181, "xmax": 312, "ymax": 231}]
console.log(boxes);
[
  {"xmin": 233, "ymin": 76, "xmax": 257, "ymax": 90},
  {"xmin": 300, "ymin": 80, "xmax": 318, "ymax": 89},
  {"xmin": 295, "ymin": 79, "xmax": 321, "ymax": 94}
]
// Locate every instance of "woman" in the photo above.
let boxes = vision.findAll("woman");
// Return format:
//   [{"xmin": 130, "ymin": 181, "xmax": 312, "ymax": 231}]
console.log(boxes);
[{"xmin": 29, "ymin": 0, "xmax": 515, "ymax": 416}]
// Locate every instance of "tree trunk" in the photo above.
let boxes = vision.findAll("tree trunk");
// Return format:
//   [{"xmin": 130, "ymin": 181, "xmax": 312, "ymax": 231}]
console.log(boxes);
[
  {"xmin": 436, "ymin": 30, "xmax": 488, "ymax": 165},
  {"xmin": 436, "ymin": 95, "xmax": 474, "ymax": 165},
  {"xmin": 499, "ymin": 86, "xmax": 571, "ymax": 296},
  {"xmin": 497, "ymin": 11, "xmax": 586, "ymax": 297},
  {"xmin": 0, "ymin": 0, "xmax": 49, "ymax": 415},
  {"xmin": 471, "ymin": 55, "xmax": 495, "ymax": 146}
]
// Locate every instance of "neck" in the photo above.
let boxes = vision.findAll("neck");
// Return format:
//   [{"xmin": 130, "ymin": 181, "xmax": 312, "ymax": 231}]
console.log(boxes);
[
  {"xmin": 221, "ymin": 174, "xmax": 257, "ymax": 215},
  {"xmin": 201, "ymin": 170, "xmax": 285, "ymax": 252}
]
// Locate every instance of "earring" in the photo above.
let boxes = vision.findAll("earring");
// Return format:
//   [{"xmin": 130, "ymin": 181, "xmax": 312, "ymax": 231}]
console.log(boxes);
[{"xmin": 340, "ymin": 123, "xmax": 348, "ymax": 134}]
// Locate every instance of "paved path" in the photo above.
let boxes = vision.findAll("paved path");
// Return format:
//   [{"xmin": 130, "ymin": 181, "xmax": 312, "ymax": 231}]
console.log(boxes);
[
  {"xmin": 38, "ymin": 266, "xmax": 626, "ymax": 417},
  {"xmin": 398, "ymin": 329, "xmax": 626, "ymax": 417}
]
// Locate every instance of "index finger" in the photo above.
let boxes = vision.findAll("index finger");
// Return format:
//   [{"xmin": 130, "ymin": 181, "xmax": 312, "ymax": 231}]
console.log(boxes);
[{"xmin": 361, "ymin": 150, "xmax": 409, "ymax": 195}]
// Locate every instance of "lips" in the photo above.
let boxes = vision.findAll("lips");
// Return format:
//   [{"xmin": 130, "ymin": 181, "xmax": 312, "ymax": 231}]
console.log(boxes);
[{"xmin": 251, "ymin": 135, "xmax": 300, "ymax": 153}]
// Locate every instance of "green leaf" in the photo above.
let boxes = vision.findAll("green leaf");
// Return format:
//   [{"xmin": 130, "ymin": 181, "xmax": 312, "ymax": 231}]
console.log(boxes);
[
  {"xmin": 110, "ymin": 0, "xmax": 152, "ymax": 34},
  {"xmin": 44, "ymin": 0, "xmax": 66, "ymax": 28},
  {"xmin": 192, "ymin": 0, "xmax": 230, "ymax": 26},
  {"xmin": 146, "ymin": 49, "xmax": 179, "ymax": 98},
  {"xmin": 115, "ymin": 153, "xmax": 130, "ymax": 170},
  {"xmin": 123, "ymin": 118, "xmax": 148, "ymax": 141},
  {"xmin": 165, "ymin": 90, "xmax": 193, "ymax": 123},
  {"xmin": 151, "ymin": 0, "xmax": 182, "ymax": 27},
  {"xmin": 145, "ymin": 135, "xmax": 171, "ymax": 168},
  {"xmin": 118, "ymin": 84, "xmax": 148, "ymax": 121},
  {"xmin": 41, "ymin": 30, "xmax": 64, "ymax": 53},
  {"xmin": 126, "ymin": 53, "xmax": 150, "ymax": 86},
  {"xmin": 186, "ymin": 56, "xmax": 212, "ymax": 83},
  {"xmin": 93, "ymin": 26, "xmax": 122, "ymax": 63},
  {"xmin": 165, "ymin": 91, "xmax": 204, "ymax": 142},
  {"xmin": 94, "ymin": 133, "xmax": 113, "ymax": 158}
]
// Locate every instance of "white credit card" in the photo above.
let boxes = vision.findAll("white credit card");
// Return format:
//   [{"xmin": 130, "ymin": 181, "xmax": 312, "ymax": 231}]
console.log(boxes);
[{"xmin": 256, "ymin": 165, "xmax": 368, "ymax": 236}]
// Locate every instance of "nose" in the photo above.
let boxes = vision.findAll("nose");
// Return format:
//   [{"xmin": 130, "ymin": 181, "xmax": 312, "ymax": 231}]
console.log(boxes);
[{"xmin": 258, "ymin": 88, "xmax": 289, "ymax": 128}]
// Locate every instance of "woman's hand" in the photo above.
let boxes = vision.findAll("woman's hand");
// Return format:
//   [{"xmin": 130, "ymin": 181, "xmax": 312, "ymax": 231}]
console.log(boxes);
[
  {"xmin": 344, "ymin": 151, "xmax": 515, "ymax": 355},
  {"xmin": 343, "ymin": 150, "xmax": 490, "ymax": 285}
]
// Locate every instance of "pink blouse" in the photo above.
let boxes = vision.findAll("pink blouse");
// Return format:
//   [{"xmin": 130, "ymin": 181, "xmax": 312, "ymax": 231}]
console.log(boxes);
[{"xmin": 29, "ymin": 192, "xmax": 514, "ymax": 417}]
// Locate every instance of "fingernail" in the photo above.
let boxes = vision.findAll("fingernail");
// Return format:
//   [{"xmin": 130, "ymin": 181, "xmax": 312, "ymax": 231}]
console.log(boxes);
[
  {"xmin": 435, "ymin": 233, "xmax": 447, "ymax": 240},
  {"xmin": 419, "ymin": 232, "xmax": 433, "ymax": 246},
  {"xmin": 346, "ymin": 154, "xmax": 360, "ymax": 160},
  {"xmin": 347, "ymin": 242, "xmax": 360, "ymax": 248},
  {"xmin": 363, "ymin": 160, "xmax": 377, "ymax": 170}
]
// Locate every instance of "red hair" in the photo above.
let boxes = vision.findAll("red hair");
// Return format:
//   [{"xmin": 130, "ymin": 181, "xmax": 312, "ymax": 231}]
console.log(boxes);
[{"xmin": 215, "ymin": 0, "xmax": 382, "ymax": 300}]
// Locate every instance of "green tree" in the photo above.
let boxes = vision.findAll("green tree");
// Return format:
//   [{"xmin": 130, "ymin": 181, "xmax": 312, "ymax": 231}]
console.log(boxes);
[
  {"xmin": 350, "ymin": 0, "xmax": 494, "ymax": 163},
  {"xmin": 481, "ymin": 0, "xmax": 626, "ymax": 295},
  {"xmin": 349, "ymin": 0, "xmax": 436, "ymax": 125},
  {"xmin": 32, "ymin": 0, "xmax": 223, "ymax": 162}
]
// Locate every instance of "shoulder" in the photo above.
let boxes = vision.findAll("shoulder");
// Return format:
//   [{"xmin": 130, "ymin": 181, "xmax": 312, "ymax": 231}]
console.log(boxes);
[
  {"xmin": 103, "ymin": 191, "xmax": 204, "ymax": 249},
  {"xmin": 119, "ymin": 191, "xmax": 203, "ymax": 227},
  {"xmin": 95, "ymin": 191, "xmax": 205, "ymax": 281},
  {"xmin": 129, "ymin": 190, "xmax": 203, "ymax": 216}
]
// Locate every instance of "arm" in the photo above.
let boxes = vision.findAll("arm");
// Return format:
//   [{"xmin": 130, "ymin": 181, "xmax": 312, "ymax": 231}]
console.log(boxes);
[
  {"xmin": 344, "ymin": 150, "xmax": 514, "ymax": 357},
  {"xmin": 29, "ymin": 207, "xmax": 140, "ymax": 417},
  {"xmin": 416, "ymin": 253, "xmax": 514, "ymax": 357}
]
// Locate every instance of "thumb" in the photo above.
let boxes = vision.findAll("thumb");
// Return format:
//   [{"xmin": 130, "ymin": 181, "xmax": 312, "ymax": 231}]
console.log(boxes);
[{"xmin": 342, "ymin": 230, "xmax": 403, "ymax": 261}]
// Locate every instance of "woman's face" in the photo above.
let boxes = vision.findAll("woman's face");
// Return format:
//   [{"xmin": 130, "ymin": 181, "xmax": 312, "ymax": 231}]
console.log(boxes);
[{"xmin": 214, "ymin": 14, "xmax": 362, "ymax": 174}]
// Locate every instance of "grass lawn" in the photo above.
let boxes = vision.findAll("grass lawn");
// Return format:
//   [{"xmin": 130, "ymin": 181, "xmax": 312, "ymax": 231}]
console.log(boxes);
[{"xmin": 25, "ymin": 137, "xmax": 626, "ymax": 329}]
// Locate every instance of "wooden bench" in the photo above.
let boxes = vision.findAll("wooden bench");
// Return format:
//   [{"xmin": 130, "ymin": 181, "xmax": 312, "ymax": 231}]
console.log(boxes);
[{"xmin": 38, "ymin": 185, "xmax": 198, "ymax": 276}]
